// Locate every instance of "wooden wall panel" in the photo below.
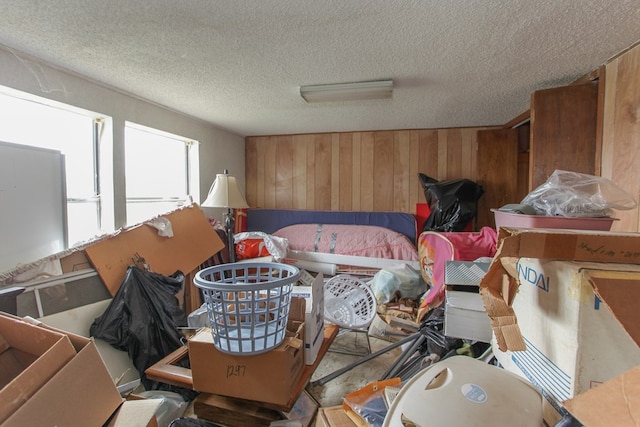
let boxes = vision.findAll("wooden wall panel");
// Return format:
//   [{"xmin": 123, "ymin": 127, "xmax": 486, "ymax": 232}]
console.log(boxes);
[
  {"xmin": 314, "ymin": 134, "xmax": 332, "ymax": 209},
  {"xmin": 393, "ymin": 130, "xmax": 411, "ymax": 212},
  {"xmin": 351, "ymin": 133, "xmax": 362, "ymax": 210},
  {"xmin": 360, "ymin": 132, "xmax": 375, "ymax": 211},
  {"xmin": 601, "ymin": 42, "xmax": 640, "ymax": 232},
  {"xmin": 338, "ymin": 133, "xmax": 353, "ymax": 210},
  {"xmin": 246, "ymin": 126, "xmax": 494, "ymax": 218},
  {"xmin": 373, "ymin": 132, "xmax": 394, "ymax": 211},
  {"xmin": 245, "ymin": 138, "xmax": 257, "ymax": 205},
  {"xmin": 275, "ymin": 135, "xmax": 293, "ymax": 209},
  {"xmin": 292, "ymin": 134, "xmax": 308, "ymax": 209},
  {"xmin": 304, "ymin": 134, "xmax": 316, "ymax": 209}
]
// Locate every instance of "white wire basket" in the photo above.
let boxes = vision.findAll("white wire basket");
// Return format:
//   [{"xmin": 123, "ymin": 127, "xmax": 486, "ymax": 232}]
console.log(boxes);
[
  {"xmin": 324, "ymin": 274, "xmax": 377, "ymax": 329},
  {"xmin": 193, "ymin": 262, "xmax": 300, "ymax": 355}
]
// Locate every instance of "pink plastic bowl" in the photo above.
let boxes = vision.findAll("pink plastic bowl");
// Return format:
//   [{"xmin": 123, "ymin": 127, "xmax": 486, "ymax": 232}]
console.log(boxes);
[{"xmin": 492, "ymin": 209, "xmax": 617, "ymax": 231}]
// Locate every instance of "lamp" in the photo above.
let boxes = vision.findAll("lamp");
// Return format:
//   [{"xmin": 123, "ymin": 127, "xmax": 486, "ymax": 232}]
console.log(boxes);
[
  {"xmin": 202, "ymin": 169, "xmax": 249, "ymax": 262},
  {"xmin": 300, "ymin": 79, "xmax": 393, "ymax": 103}
]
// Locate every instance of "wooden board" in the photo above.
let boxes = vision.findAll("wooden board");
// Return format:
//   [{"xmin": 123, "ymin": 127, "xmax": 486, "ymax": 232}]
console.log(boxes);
[
  {"xmin": 194, "ymin": 393, "xmax": 282, "ymax": 427},
  {"xmin": 602, "ymin": 42, "xmax": 640, "ymax": 232},
  {"xmin": 529, "ymin": 82, "xmax": 598, "ymax": 190},
  {"xmin": 85, "ymin": 205, "xmax": 225, "ymax": 296}
]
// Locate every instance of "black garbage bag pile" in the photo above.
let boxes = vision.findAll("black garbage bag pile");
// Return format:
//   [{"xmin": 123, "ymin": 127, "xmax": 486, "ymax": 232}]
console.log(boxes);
[
  {"xmin": 90, "ymin": 265, "xmax": 197, "ymax": 400},
  {"xmin": 418, "ymin": 173, "xmax": 484, "ymax": 232}
]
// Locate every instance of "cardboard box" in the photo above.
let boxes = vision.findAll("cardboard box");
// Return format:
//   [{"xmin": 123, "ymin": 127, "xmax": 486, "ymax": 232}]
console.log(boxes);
[
  {"xmin": 1, "ymin": 314, "xmax": 124, "ymax": 427},
  {"xmin": 444, "ymin": 260, "xmax": 491, "ymax": 286},
  {"xmin": 480, "ymin": 228, "xmax": 640, "ymax": 352},
  {"xmin": 444, "ymin": 291, "xmax": 492, "ymax": 342},
  {"xmin": 563, "ymin": 365, "xmax": 640, "ymax": 427},
  {"xmin": 189, "ymin": 298, "xmax": 306, "ymax": 407},
  {"xmin": 480, "ymin": 228, "xmax": 640, "ymax": 425},
  {"xmin": 291, "ymin": 271, "xmax": 325, "ymax": 365},
  {"xmin": 0, "ymin": 313, "xmax": 78, "ymax": 424},
  {"xmin": 107, "ymin": 399, "xmax": 161, "ymax": 427},
  {"xmin": 444, "ymin": 260, "xmax": 492, "ymax": 342}
]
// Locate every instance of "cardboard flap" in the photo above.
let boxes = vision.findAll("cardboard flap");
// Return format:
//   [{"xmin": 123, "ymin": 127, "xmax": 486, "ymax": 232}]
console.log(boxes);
[
  {"xmin": 564, "ymin": 365, "xmax": 640, "ymax": 427},
  {"xmin": 108, "ymin": 399, "xmax": 162, "ymax": 427},
  {"xmin": 85, "ymin": 205, "xmax": 225, "ymax": 296},
  {"xmin": 585, "ymin": 271, "xmax": 640, "ymax": 348}
]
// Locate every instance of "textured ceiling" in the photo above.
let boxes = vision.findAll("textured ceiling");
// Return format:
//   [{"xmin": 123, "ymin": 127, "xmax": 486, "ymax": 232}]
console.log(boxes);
[{"xmin": 0, "ymin": 1, "xmax": 638, "ymax": 137}]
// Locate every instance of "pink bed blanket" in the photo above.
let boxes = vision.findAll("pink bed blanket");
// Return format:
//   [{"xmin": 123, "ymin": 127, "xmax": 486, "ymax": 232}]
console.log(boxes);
[{"xmin": 273, "ymin": 224, "xmax": 418, "ymax": 261}]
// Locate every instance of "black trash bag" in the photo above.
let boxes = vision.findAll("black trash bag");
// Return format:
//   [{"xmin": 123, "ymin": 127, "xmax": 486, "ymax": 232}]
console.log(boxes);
[
  {"xmin": 90, "ymin": 266, "xmax": 196, "ymax": 400},
  {"xmin": 418, "ymin": 173, "xmax": 484, "ymax": 232},
  {"xmin": 417, "ymin": 307, "xmax": 462, "ymax": 358}
]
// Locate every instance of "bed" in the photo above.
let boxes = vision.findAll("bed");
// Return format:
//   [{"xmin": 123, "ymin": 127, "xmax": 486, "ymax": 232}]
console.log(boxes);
[
  {"xmin": 242, "ymin": 208, "xmax": 498, "ymax": 314},
  {"xmin": 245, "ymin": 208, "xmax": 420, "ymax": 263}
]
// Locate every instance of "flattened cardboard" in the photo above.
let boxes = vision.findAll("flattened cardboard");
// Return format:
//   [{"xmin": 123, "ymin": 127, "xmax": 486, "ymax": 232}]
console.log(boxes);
[
  {"xmin": 60, "ymin": 250, "xmax": 93, "ymax": 273},
  {"xmin": 107, "ymin": 399, "xmax": 161, "ymax": 427},
  {"xmin": 480, "ymin": 228, "xmax": 640, "ymax": 351},
  {"xmin": 0, "ymin": 313, "xmax": 77, "ymax": 424},
  {"xmin": 564, "ymin": 365, "xmax": 640, "ymax": 427},
  {"xmin": 85, "ymin": 205, "xmax": 225, "ymax": 295},
  {"xmin": 189, "ymin": 298, "xmax": 306, "ymax": 408},
  {"xmin": 315, "ymin": 406, "xmax": 358, "ymax": 427}
]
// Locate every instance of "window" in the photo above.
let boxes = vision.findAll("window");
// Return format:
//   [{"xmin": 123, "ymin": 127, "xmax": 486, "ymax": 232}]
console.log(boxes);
[
  {"xmin": 0, "ymin": 87, "xmax": 102, "ymax": 246},
  {"xmin": 124, "ymin": 123, "xmax": 199, "ymax": 226}
]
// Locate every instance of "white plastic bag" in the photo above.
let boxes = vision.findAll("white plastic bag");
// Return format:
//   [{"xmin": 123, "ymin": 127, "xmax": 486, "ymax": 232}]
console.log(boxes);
[
  {"xmin": 369, "ymin": 264, "xmax": 425, "ymax": 304},
  {"xmin": 521, "ymin": 170, "xmax": 637, "ymax": 217}
]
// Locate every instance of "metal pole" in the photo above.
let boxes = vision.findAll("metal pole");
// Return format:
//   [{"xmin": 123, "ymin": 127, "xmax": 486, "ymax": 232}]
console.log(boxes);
[
  {"xmin": 311, "ymin": 332, "xmax": 421, "ymax": 387},
  {"xmin": 381, "ymin": 334, "xmax": 426, "ymax": 379}
]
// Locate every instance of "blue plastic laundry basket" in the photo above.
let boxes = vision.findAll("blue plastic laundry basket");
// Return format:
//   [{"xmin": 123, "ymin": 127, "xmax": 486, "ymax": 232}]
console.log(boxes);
[{"xmin": 193, "ymin": 262, "xmax": 300, "ymax": 355}]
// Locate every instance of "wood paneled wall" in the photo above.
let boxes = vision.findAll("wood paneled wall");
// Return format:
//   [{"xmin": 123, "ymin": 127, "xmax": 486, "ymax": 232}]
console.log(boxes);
[
  {"xmin": 601, "ymin": 42, "xmax": 640, "ymax": 232},
  {"xmin": 246, "ymin": 127, "xmax": 495, "ymax": 216}
]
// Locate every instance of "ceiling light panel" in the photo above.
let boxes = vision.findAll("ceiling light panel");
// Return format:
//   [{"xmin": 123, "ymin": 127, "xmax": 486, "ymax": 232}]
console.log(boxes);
[{"xmin": 300, "ymin": 79, "xmax": 393, "ymax": 103}]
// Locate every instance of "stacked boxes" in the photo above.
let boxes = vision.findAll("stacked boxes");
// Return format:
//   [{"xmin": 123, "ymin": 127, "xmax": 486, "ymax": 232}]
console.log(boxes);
[
  {"xmin": 444, "ymin": 260, "xmax": 492, "ymax": 342},
  {"xmin": 480, "ymin": 228, "xmax": 640, "ymax": 425}
]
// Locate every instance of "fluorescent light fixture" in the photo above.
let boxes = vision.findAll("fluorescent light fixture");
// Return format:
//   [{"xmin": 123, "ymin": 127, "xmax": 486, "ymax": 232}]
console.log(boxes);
[{"xmin": 300, "ymin": 79, "xmax": 393, "ymax": 103}]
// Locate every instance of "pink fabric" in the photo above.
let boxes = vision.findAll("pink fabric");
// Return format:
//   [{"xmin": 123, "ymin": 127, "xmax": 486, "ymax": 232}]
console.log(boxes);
[{"xmin": 273, "ymin": 224, "xmax": 418, "ymax": 261}]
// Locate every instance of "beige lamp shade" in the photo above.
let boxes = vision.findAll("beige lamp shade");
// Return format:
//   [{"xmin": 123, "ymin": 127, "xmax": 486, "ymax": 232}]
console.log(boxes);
[{"xmin": 202, "ymin": 173, "xmax": 249, "ymax": 209}]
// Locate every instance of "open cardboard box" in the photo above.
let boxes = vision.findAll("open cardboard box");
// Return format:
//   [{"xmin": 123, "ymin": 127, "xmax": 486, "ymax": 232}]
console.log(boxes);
[
  {"xmin": 0, "ymin": 312, "xmax": 78, "ymax": 424},
  {"xmin": 189, "ymin": 297, "xmax": 306, "ymax": 407},
  {"xmin": 0, "ymin": 312, "xmax": 160, "ymax": 427},
  {"xmin": 480, "ymin": 228, "xmax": 640, "ymax": 424},
  {"xmin": 291, "ymin": 271, "xmax": 325, "ymax": 365},
  {"xmin": 563, "ymin": 365, "xmax": 640, "ymax": 427}
]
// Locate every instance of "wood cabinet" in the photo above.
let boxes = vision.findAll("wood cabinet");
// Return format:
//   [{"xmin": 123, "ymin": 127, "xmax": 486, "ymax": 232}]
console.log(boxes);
[
  {"xmin": 528, "ymin": 82, "xmax": 599, "ymax": 190},
  {"xmin": 475, "ymin": 128, "xmax": 519, "ymax": 229}
]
